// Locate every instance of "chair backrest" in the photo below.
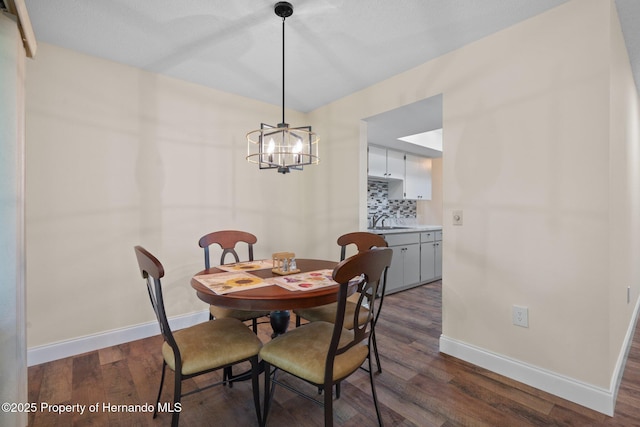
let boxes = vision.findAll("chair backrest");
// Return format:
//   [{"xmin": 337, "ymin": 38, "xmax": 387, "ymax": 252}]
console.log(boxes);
[
  {"xmin": 325, "ymin": 247, "xmax": 392, "ymax": 383},
  {"xmin": 134, "ymin": 246, "xmax": 181, "ymax": 366},
  {"xmin": 337, "ymin": 232, "xmax": 388, "ymax": 261},
  {"xmin": 337, "ymin": 231, "xmax": 390, "ymax": 303},
  {"xmin": 198, "ymin": 230, "xmax": 257, "ymax": 269}
]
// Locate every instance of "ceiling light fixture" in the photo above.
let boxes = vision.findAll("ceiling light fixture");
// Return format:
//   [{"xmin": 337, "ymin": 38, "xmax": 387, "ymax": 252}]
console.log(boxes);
[{"xmin": 246, "ymin": 1, "xmax": 319, "ymax": 174}]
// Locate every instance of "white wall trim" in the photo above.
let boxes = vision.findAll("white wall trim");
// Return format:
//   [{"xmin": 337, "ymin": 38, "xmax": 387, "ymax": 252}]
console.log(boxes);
[
  {"xmin": 440, "ymin": 297, "xmax": 640, "ymax": 417},
  {"xmin": 28, "ymin": 295, "xmax": 640, "ymax": 415},
  {"xmin": 439, "ymin": 335, "xmax": 615, "ymax": 415},
  {"xmin": 609, "ymin": 295, "xmax": 640, "ymax": 409},
  {"xmin": 27, "ymin": 310, "xmax": 209, "ymax": 366}
]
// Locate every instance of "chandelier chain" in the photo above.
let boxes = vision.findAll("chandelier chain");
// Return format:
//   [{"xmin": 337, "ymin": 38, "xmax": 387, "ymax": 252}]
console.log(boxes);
[{"xmin": 281, "ymin": 15, "xmax": 286, "ymax": 126}]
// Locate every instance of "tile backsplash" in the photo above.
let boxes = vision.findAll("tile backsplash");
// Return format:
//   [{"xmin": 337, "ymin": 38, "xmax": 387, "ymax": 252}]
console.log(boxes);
[{"xmin": 367, "ymin": 180, "xmax": 416, "ymax": 221}]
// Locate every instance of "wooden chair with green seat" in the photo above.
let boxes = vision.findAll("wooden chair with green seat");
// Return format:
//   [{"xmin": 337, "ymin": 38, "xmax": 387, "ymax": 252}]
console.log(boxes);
[
  {"xmin": 260, "ymin": 247, "xmax": 393, "ymax": 427},
  {"xmin": 294, "ymin": 231, "xmax": 388, "ymax": 373},
  {"xmin": 133, "ymin": 245, "xmax": 263, "ymax": 427},
  {"xmin": 198, "ymin": 230, "xmax": 271, "ymax": 332}
]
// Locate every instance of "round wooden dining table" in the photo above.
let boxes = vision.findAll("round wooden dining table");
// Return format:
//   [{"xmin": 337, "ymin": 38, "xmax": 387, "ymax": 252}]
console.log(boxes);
[{"xmin": 191, "ymin": 258, "xmax": 343, "ymax": 335}]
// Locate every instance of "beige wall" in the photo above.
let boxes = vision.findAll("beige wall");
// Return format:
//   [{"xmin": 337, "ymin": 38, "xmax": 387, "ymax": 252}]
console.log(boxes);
[
  {"xmin": 25, "ymin": 44, "xmax": 345, "ymax": 347},
  {"xmin": 444, "ymin": 0, "xmax": 611, "ymax": 387},
  {"xmin": 309, "ymin": 0, "xmax": 639, "ymax": 391},
  {"xmin": 608, "ymin": 0, "xmax": 640, "ymax": 375},
  {"xmin": 25, "ymin": 0, "xmax": 639, "ymax": 404},
  {"xmin": 1, "ymin": 13, "xmax": 27, "ymax": 427}
]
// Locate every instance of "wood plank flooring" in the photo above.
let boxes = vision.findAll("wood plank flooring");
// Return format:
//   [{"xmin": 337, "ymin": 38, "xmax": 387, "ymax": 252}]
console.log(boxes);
[{"xmin": 28, "ymin": 281, "xmax": 640, "ymax": 426}]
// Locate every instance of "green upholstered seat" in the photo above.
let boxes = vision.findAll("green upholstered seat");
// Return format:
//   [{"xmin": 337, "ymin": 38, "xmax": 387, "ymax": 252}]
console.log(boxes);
[
  {"xmin": 260, "ymin": 321, "xmax": 368, "ymax": 385},
  {"xmin": 162, "ymin": 317, "xmax": 262, "ymax": 376},
  {"xmin": 134, "ymin": 245, "xmax": 262, "ymax": 427},
  {"xmin": 294, "ymin": 232, "xmax": 389, "ymax": 375},
  {"xmin": 260, "ymin": 247, "xmax": 393, "ymax": 427},
  {"xmin": 209, "ymin": 306, "xmax": 270, "ymax": 324},
  {"xmin": 294, "ymin": 300, "xmax": 368, "ymax": 330}
]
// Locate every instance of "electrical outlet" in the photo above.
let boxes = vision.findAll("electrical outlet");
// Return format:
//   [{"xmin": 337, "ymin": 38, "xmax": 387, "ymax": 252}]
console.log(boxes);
[{"xmin": 512, "ymin": 305, "xmax": 529, "ymax": 328}]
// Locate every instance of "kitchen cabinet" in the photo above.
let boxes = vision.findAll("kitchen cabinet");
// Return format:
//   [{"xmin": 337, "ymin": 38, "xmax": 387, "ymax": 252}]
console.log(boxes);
[
  {"xmin": 405, "ymin": 154, "xmax": 432, "ymax": 200},
  {"xmin": 368, "ymin": 147, "xmax": 432, "ymax": 200},
  {"xmin": 383, "ymin": 232, "xmax": 420, "ymax": 294},
  {"xmin": 368, "ymin": 146, "xmax": 386, "ymax": 177},
  {"xmin": 368, "ymin": 146, "xmax": 404, "ymax": 180},
  {"xmin": 420, "ymin": 230, "xmax": 442, "ymax": 283}
]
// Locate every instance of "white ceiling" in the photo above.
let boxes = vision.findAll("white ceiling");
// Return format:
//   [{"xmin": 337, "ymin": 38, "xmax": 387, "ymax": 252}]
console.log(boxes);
[
  {"xmin": 21, "ymin": 0, "xmax": 640, "ymax": 155},
  {"xmin": 365, "ymin": 94, "xmax": 444, "ymax": 157}
]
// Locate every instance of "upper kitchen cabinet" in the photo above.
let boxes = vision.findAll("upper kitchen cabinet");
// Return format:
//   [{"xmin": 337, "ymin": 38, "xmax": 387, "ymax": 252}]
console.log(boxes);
[
  {"xmin": 405, "ymin": 154, "xmax": 432, "ymax": 200},
  {"xmin": 368, "ymin": 146, "xmax": 405, "ymax": 180}
]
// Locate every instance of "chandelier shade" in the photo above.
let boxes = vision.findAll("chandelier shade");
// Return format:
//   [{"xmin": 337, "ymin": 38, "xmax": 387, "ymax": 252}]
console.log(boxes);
[
  {"xmin": 246, "ymin": 1, "xmax": 320, "ymax": 174},
  {"xmin": 247, "ymin": 123, "xmax": 319, "ymax": 174}
]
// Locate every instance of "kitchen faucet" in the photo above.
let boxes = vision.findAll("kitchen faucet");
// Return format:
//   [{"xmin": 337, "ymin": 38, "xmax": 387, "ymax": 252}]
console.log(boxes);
[{"xmin": 370, "ymin": 214, "xmax": 388, "ymax": 228}]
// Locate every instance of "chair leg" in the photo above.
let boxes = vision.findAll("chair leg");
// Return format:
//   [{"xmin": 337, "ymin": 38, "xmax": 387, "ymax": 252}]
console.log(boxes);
[
  {"xmin": 223, "ymin": 366, "xmax": 234, "ymax": 388},
  {"xmin": 323, "ymin": 382, "xmax": 334, "ymax": 427},
  {"xmin": 250, "ymin": 357, "xmax": 262, "ymax": 427},
  {"xmin": 172, "ymin": 369, "xmax": 182, "ymax": 427},
  {"xmin": 368, "ymin": 354, "xmax": 383, "ymax": 427},
  {"xmin": 252, "ymin": 318, "xmax": 258, "ymax": 333},
  {"xmin": 295, "ymin": 315, "xmax": 301, "ymax": 327},
  {"xmin": 154, "ymin": 361, "xmax": 167, "ymax": 419},
  {"xmin": 372, "ymin": 329, "xmax": 382, "ymax": 373},
  {"xmin": 263, "ymin": 362, "xmax": 272, "ymax": 426}
]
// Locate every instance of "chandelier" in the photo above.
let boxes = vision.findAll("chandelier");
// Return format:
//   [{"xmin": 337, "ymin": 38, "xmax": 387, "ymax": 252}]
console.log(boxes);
[{"xmin": 246, "ymin": 2, "xmax": 319, "ymax": 174}]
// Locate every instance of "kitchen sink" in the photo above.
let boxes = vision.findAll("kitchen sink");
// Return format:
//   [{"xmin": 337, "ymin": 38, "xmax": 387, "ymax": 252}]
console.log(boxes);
[{"xmin": 370, "ymin": 226, "xmax": 411, "ymax": 230}]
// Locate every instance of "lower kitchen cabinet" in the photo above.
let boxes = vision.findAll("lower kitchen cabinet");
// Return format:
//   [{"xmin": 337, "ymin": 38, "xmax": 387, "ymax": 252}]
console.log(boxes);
[
  {"xmin": 435, "ymin": 231, "xmax": 442, "ymax": 278},
  {"xmin": 420, "ymin": 230, "xmax": 442, "ymax": 283},
  {"xmin": 383, "ymin": 233, "xmax": 421, "ymax": 294},
  {"xmin": 377, "ymin": 229, "xmax": 442, "ymax": 294}
]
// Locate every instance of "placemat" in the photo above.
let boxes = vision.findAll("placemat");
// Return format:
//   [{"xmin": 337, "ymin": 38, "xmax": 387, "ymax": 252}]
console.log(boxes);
[
  {"xmin": 194, "ymin": 271, "xmax": 272, "ymax": 295},
  {"xmin": 269, "ymin": 269, "xmax": 338, "ymax": 291},
  {"xmin": 216, "ymin": 259, "xmax": 274, "ymax": 272}
]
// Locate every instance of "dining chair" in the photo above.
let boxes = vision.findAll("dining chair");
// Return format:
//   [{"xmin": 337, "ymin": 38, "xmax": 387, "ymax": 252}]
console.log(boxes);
[
  {"xmin": 260, "ymin": 247, "xmax": 393, "ymax": 427},
  {"xmin": 198, "ymin": 230, "xmax": 271, "ymax": 332},
  {"xmin": 134, "ymin": 246, "xmax": 262, "ymax": 427},
  {"xmin": 294, "ymin": 232, "xmax": 388, "ymax": 373}
]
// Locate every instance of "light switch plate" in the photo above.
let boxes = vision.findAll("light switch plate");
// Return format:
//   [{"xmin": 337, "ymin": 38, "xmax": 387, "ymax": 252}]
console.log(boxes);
[{"xmin": 452, "ymin": 210, "xmax": 463, "ymax": 226}]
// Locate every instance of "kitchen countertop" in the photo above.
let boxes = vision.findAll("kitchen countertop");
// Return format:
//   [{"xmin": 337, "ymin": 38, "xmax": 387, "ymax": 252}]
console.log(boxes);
[{"xmin": 366, "ymin": 225, "xmax": 442, "ymax": 235}]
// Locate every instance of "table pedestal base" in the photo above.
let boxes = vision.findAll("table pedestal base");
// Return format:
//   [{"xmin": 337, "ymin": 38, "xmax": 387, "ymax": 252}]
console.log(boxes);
[{"xmin": 270, "ymin": 310, "xmax": 290, "ymax": 337}]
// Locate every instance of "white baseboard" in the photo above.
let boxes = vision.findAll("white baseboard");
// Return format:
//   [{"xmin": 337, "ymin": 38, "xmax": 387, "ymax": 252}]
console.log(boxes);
[
  {"xmin": 439, "ymin": 296, "xmax": 640, "ymax": 417},
  {"xmin": 609, "ymin": 295, "xmax": 640, "ymax": 410},
  {"xmin": 27, "ymin": 310, "xmax": 209, "ymax": 366},
  {"xmin": 439, "ymin": 335, "xmax": 614, "ymax": 415},
  {"xmin": 28, "ymin": 298, "xmax": 639, "ymax": 417}
]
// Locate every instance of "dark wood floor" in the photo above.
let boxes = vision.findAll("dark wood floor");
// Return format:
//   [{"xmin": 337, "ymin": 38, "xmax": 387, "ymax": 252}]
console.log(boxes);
[{"xmin": 28, "ymin": 281, "xmax": 640, "ymax": 426}]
